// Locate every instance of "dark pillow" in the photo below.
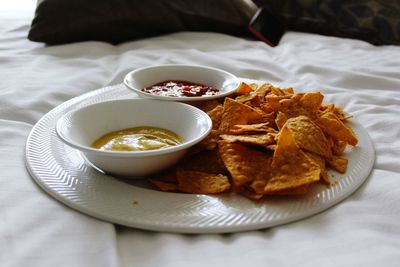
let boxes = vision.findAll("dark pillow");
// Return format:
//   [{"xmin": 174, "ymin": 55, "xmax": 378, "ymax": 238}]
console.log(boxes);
[
  {"xmin": 252, "ymin": 0, "xmax": 400, "ymax": 45},
  {"xmin": 28, "ymin": 0, "xmax": 256, "ymax": 45}
]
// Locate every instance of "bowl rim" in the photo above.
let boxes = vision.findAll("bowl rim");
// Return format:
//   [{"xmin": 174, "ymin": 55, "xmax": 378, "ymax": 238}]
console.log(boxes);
[
  {"xmin": 123, "ymin": 64, "xmax": 241, "ymax": 101},
  {"xmin": 55, "ymin": 99, "xmax": 213, "ymax": 158}
]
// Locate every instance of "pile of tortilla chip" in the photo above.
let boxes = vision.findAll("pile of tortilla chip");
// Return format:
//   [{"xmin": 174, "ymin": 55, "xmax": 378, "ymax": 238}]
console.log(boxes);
[{"xmin": 148, "ymin": 83, "xmax": 358, "ymax": 200}]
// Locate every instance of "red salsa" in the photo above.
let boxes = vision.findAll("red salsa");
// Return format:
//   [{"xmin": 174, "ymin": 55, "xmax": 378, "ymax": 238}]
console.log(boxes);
[{"xmin": 142, "ymin": 80, "xmax": 220, "ymax": 97}]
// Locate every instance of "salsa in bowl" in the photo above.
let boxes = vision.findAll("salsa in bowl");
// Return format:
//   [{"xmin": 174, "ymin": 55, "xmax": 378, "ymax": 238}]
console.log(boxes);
[{"xmin": 123, "ymin": 64, "xmax": 240, "ymax": 102}]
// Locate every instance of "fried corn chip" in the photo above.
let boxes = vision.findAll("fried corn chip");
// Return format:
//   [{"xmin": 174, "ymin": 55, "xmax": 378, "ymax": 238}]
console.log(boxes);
[
  {"xmin": 327, "ymin": 156, "xmax": 348, "ymax": 174},
  {"xmin": 264, "ymin": 92, "xmax": 322, "ymax": 120},
  {"xmin": 195, "ymin": 100, "xmax": 221, "ymax": 113},
  {"xmin": 230, "ymin": 122, "xmax": 276, "ymax": 134},
  {"xmin": 316, "ymin": 112, "xmax": 358, "ymax": 146},
  {"xmin": 148, "ymin": 168, "xmax": 179, "ymax": 192},
  {"xmin": 262, "ymin": 94, "xmax": 290, "ymax": 113},
  {"xmin": 275, "ymin": 112, "xmax": 288, "ymax": 130},
  {"xmin": 266, "ymin": 144, "xmax": 277, "ymax": 151},
  {"xmin": 332, "ymin": 139, "xmax": 347, "ymax": 156},
  {"xmin": 281, "ymin": 87, "xmax": 294, "ymax": 95},
  {"xmin": 220, "ymin": 133, "xmax": 275, "ymax": 149},
  {"xmin": 235, "ymin": 82, "xmax": 254, "ymax": 95},
  {"xmin": 265, "ymin": 127, "xmax": 321, "ymax": 194},
  {"xmin": 259, "ymin": 110, "xmax": 277, "ymax": 125},
  {"xmin": 305, "ymin": 152, "xmax": 330, "ymax": 185},
  {"xmin": 177, "ymin": 170, "xmax": 230, "ymax": 194},
  {"xmin": 147, "ymin": 82, "xmax": 357, "ymax": 201},
  {"xmin": 249, "ymin": 179, "xmax": 268, "ymax": 194},
  {"xmin": 237, "ymin": 83, "xmax": 274, "ymax": 107},
  {"xmin": 219, "ymin": 97, "xmax": 263, "ymax": 134},
  {"xmin": 266, "ymin": 185, "xmax": 309, "ymax": 195},
  {"xmin": 285, "ymin": 115, "xmax": 333, "ymax": 158},
  {"xmin": 219, "ymin": 141, "xmax": 272, "ymax": 187},
  {"xmin": 190, "ymin": 129, "xmax": 220, "ymax": 154},
  {"xmin": 149, "ymin": 179, "xmax": 178, "ymax": 192},
  {"xmin": 241, "ymin": 189, "xmax": 264, "ymax": 200},
  {"xmin": 207, "ymin": 104, "xmax": 224, "ymax": 130},
  {"xmin": 148, "ymin": 167, "xmax": 178, "ymax": 183},
  {"xmin": 270, "ymin": 86, "xmax": 291, "ymax": 96},
  {"xmin": 299, "ymin": 92, "xmax": 324, "ymax": 112},
  {"xmin": 320, "ymin": 103, "xmax": 348, "ymax": 121},
  {"xmin": 179, "ymin": 148, "xmax": 227, "ymax": 174}
]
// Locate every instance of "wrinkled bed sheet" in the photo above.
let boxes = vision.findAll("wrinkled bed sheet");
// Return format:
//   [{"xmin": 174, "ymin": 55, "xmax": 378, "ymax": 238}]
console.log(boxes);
[{"xmin": 1, "ymin": 8, "xmax": 400, "ymax": 267}]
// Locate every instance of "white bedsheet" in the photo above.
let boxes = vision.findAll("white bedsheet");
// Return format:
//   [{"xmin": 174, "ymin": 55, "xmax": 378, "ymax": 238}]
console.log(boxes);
[{"xmin": 1, "ymin": 7, "xmax": 400, "ymax": 267}]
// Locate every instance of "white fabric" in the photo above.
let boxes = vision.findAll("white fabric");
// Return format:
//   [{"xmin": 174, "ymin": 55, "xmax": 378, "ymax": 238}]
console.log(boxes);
[{"xmin": 1, "ymin": 7, "xmax": 400, "ymax": 267}]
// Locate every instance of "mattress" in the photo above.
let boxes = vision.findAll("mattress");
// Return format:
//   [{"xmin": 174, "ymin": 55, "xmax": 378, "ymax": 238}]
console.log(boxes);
[{"xmin": 1, "ymin": 6, "xmax": 400, "ymax": 267}]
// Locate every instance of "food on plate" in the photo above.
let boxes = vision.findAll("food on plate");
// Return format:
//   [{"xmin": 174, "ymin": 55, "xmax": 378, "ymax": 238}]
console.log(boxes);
[
  {"xmin": 142, "ymin": 80, "xmax": 220, "ymax": 97},
  {"xmin": 92, "ymin": 126, "xmax": 182, "ymax": 151},
  {"xmin": 148, "ymin": 82, "xmax": 358, "ymax": 200},
  {"xmin": 176, "ymin": 170, "xmax": 231, "ymax": 194}
]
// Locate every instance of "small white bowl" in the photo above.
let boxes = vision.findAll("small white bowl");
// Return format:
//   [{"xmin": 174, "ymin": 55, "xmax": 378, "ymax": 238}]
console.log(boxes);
[
  {"xmin": 123, "ymin": 64, "xmax": 240, "ymax": 102},
  {"xmin": 55, "ymin": 99, "xmax": 212, "ymax": 177}
]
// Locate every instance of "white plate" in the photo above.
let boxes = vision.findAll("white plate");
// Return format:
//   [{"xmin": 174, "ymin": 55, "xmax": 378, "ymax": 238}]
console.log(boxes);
[{"xmin": 25, "ymin": 83, "xmax": 375, "ymax": 234}]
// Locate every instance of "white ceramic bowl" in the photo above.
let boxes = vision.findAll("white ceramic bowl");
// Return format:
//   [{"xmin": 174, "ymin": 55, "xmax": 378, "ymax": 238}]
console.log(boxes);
[
  {"xmin": 123, "ymin": 64, "xmax": 241, "ymax": 102},
  {"xmin": 55, "ymin": 99, "xmax": 212, "ymax": 177}
]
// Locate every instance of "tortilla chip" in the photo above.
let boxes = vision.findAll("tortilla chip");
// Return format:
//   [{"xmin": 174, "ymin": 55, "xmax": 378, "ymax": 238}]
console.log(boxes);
[
  {"xmin": 219, "ymin": 141, "xmax": 272, "ymax": 187},
  {"xmin": 235, "ymin": 82, "xmax": 254, "ymax": 95},
  {"xmin": 146, "ymin": 83, "xmax": 357, "ymax": 201},
  {"xmin": 270, "ymin": 87, "xmax": 285, "ymax": 96},
  {"xmin": 275, "ymin": 112, "xmax": 288, "ymax": 130},
  {"xmin": 281, "ymin": 87, "xmax": 295, "ymax": 95},
  {"xmin": 249, "ymin": 179, "xmax": 267, "ymax": 194},
  {"xmin": 195, "ymin": 100, "xmax": 221, "ymax": 113},
  {"xmin": 190, "ymin": 129, "xmax": 220, "ymax": 154},
  {"xmin": 177, "ymin": 170, "xmax": 230, "ymax": 194},
  {"xmin": 207, "ymin": 104, "xmax": 224, "ymax": 129},
  {"xmin": 267, "ymin": 185, "xmax": 309, "ymax": 195},
  {"xmin": 327, "ymin": 156, "xmax": 348, "ymax": 174},
  {"xmin": 262, "ymin": 94, "xmax": 290, "ymax": 113},
  {"xmin": 316, "ymin": 112, "xmax": 358, "ymax": 146},
  {"xmin": 237, "ymin": 83, "xmax": 274, "ymax": 107},
  {"xmin": 321, "ymin": 103, "xmax": 348, "ymax": 121},
  {"xmin": 332, "ymin": 140, "xmax": 347, "ymax": 156},
  {"xmin": 299, "ymin": 92, "xmax": 324, "ymax": 112},
  {"xmin": 219, "ymin": 98, "xmax": 264, "ymax": 134},
  {"xmin": 266, "ymin": 144, "xmax": 277, "ymax": 151},
  {"xmin": 265, "ymin": 126, "xmax": 321, "ymax": 194},
  {"xmin": 264, "ymin": 92, "xmax": 323, "ymax": 120},
  {"xmin": 320, "ymin": 171, "xmax": 330, "ymax": 186},
  {"xmin": 148, "ymin": 167, "xmax": 179, "ymax": 191},
  {"xmin": 148, "ymin": 179, "xmax": 178, "ymax": 192},
  {"xmin": 252, "ymin": 83, "xmax": 273, "ymax": 98},
  {"xmin": 148, "ymin": 167, "xmax": 178, "ymax": 183},
  {"xmin": 230, "ymin": 122, "xmax": 276, "ymax": 134},
  {"xmin": 305, "ymin": 152, "xmax": 330, "ymax": 185},
  {"xmin": 179, "ymin": 148, "xmax": 227, "ymax": 174},
  {"xmin": 285, "ymin": 115, "xmax": 333, "ymax": 158},
  {"xmin": 220, "ymin": 133, "xmax": 275, "ymax": 148},
  {"xmin": 241, "ymin": 189, "xmax": 264, "ymax": 200}
]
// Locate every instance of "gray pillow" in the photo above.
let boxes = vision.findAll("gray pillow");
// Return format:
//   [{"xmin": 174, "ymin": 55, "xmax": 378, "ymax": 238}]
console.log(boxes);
[
  {"xmin": 28, "ymin": 0, "xmax": 256, "ymax": 45},
  {"xmin": 253, "ymin": 0, "xmax": 400, "ymax": 45}
]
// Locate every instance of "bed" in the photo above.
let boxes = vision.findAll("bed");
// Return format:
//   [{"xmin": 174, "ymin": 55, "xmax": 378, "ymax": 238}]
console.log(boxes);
[{"xmin": 1, "ymin": 2, "xmax": 400, "ymax": 267}]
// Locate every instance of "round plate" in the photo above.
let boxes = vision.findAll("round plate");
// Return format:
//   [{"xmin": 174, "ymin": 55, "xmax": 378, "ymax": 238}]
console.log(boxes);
[{"xmin": 25, "ymin": 83, "xmax": 375, "ymax": 234}]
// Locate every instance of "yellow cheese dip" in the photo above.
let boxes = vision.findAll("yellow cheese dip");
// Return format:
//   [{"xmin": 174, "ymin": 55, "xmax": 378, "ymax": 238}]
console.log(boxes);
[{"xmin": 91, "ymin": 126, "xmax": 182, "ymax": 151}]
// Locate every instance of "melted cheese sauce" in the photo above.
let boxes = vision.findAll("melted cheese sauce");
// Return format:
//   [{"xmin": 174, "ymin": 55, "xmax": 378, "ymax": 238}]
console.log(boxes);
[{"xmin": 92, "ymin": 126, "xmax": 182, "ymax": 151}]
